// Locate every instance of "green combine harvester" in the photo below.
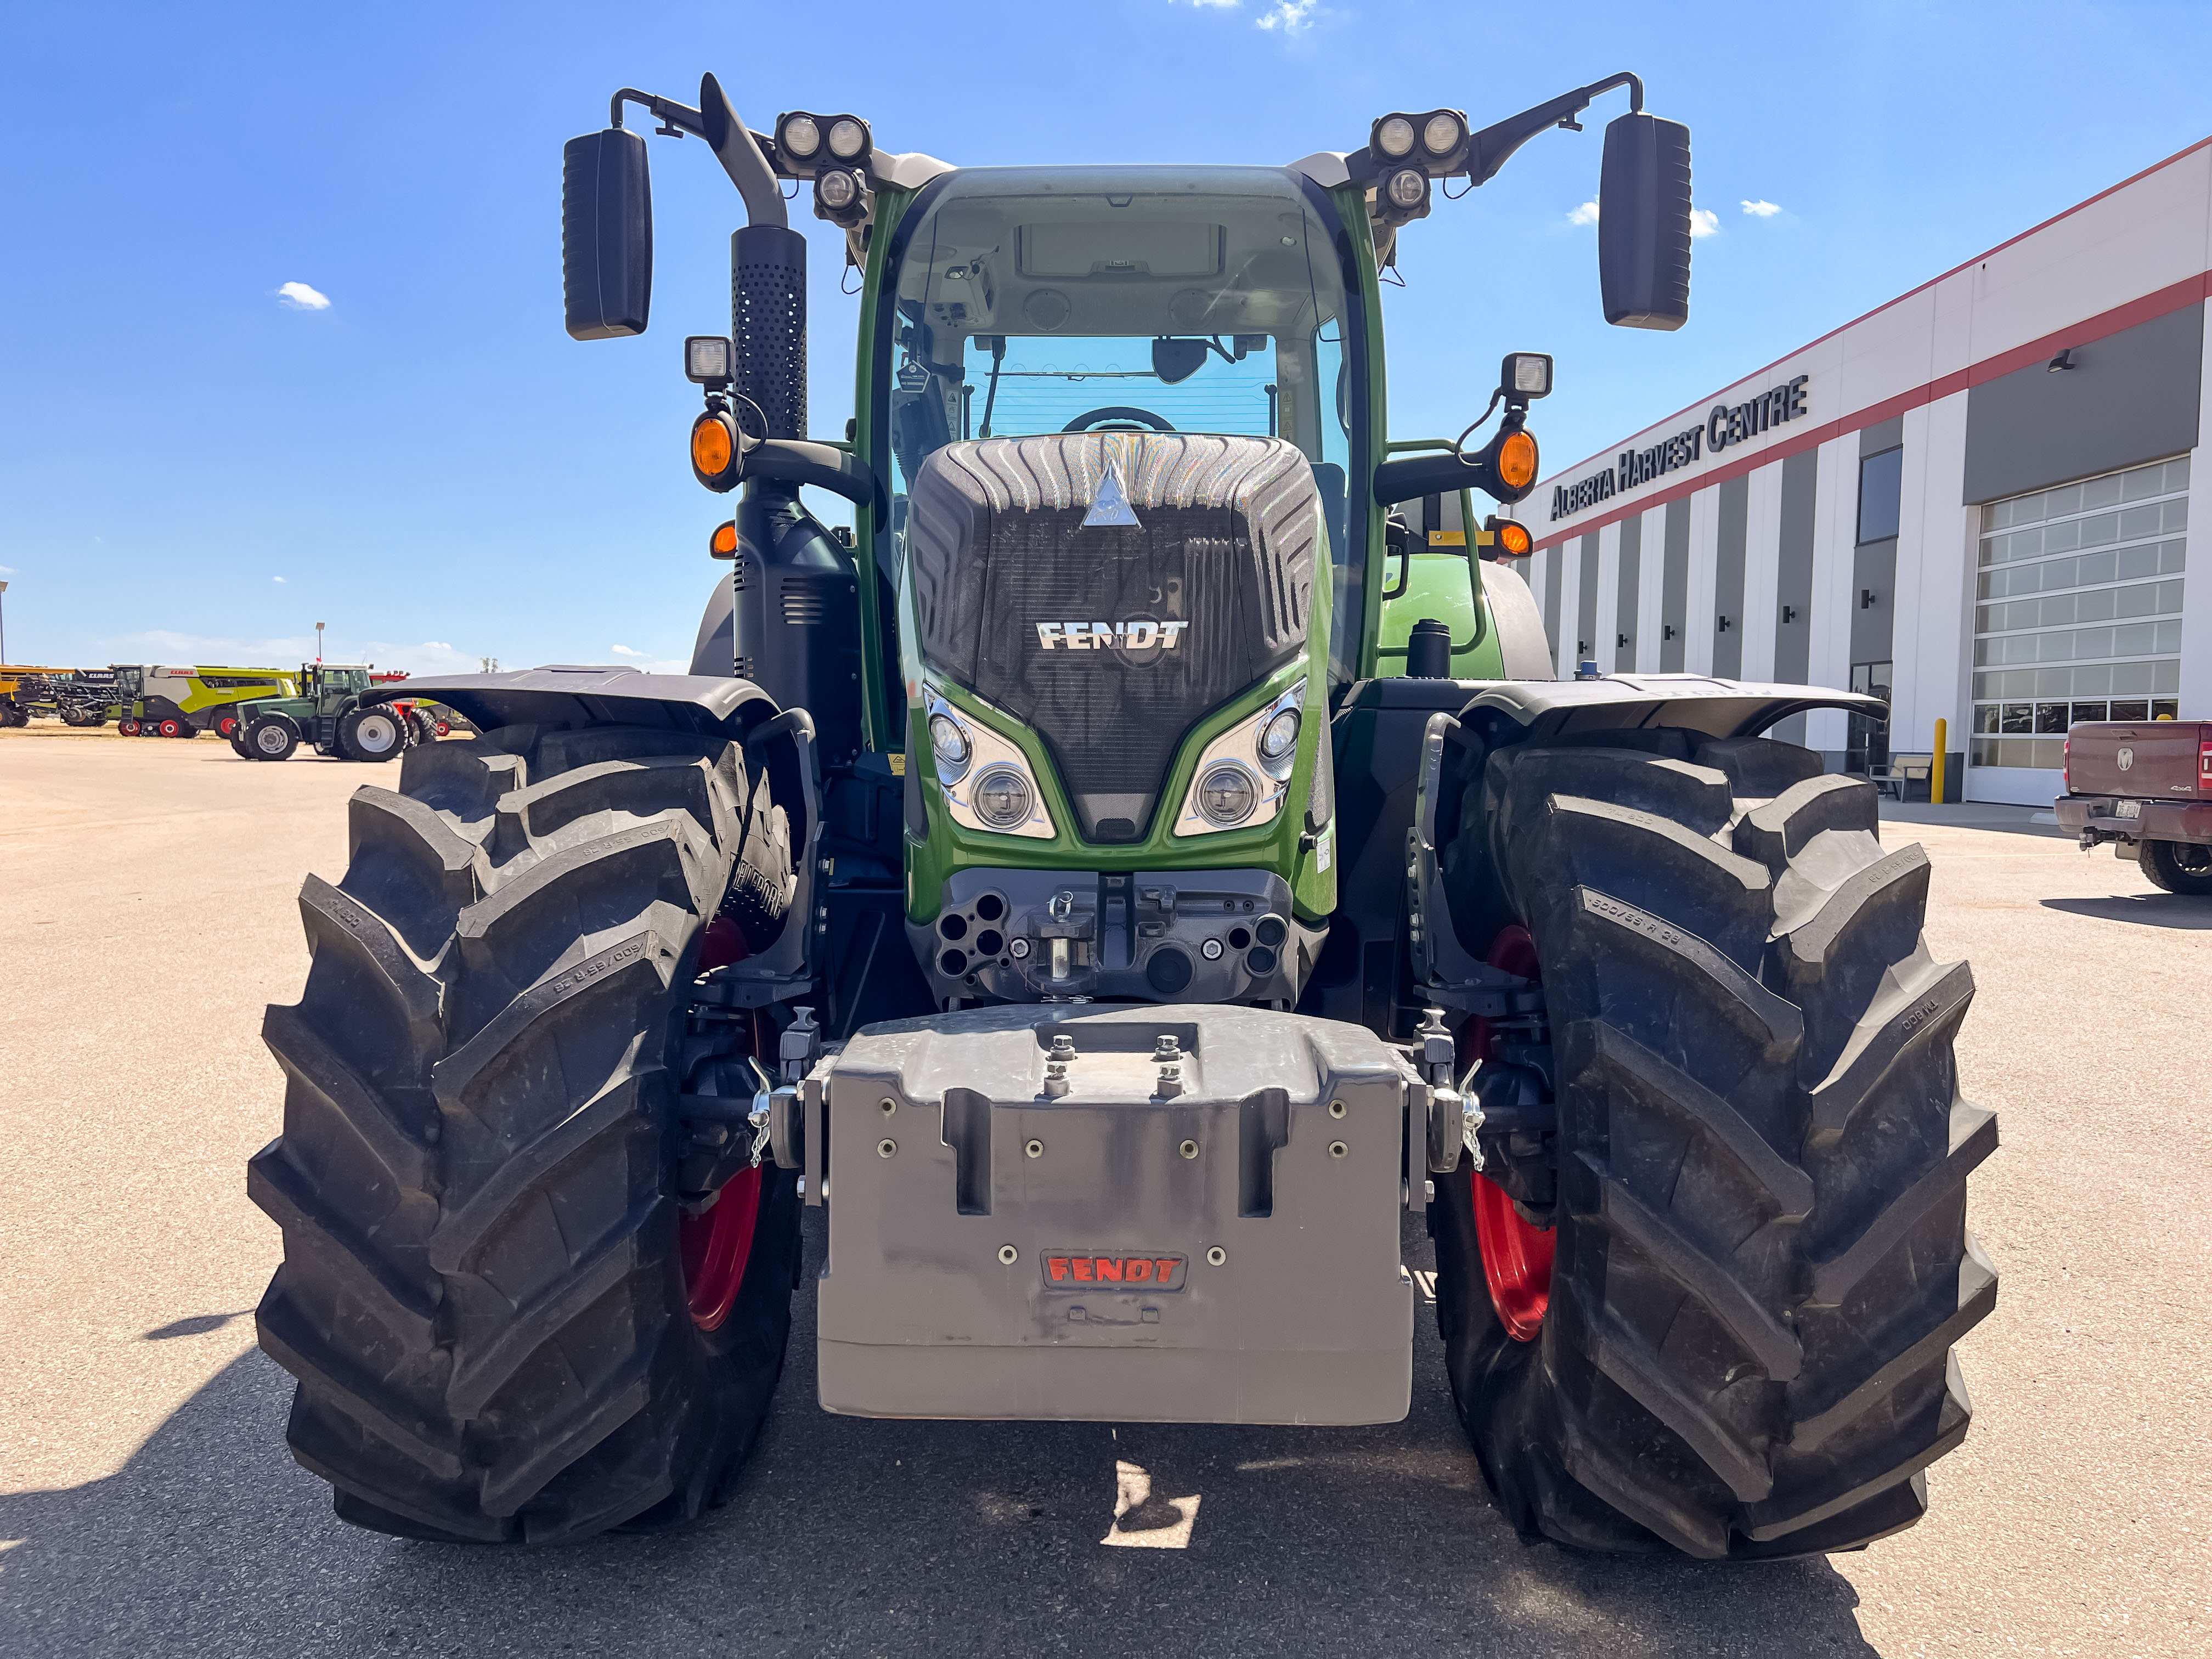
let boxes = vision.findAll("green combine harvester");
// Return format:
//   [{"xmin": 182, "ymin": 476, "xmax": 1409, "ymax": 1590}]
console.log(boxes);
[{"xmin": 249, "ymin": 72, "xmax": 1996, "ymax": 1559}]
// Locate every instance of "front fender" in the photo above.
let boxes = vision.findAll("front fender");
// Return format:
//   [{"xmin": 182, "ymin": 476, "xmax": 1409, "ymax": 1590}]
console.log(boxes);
[
  {"xmin": 1455, "ymin": 673, "xmax": 1883, "ymax": 748},
  {"xmin": 363, "ymin": 665, "xmax": 779, "ymax": 741}
]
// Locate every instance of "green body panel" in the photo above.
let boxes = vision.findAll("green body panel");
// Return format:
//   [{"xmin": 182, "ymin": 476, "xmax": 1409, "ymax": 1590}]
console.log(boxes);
[
  {"xmin": 231, "ymin": 666, "xmax": 377, "ymax": 733},
  {"xmin": 1376, "ymin": 551, "xmax": 1508, "ymax": 679}
]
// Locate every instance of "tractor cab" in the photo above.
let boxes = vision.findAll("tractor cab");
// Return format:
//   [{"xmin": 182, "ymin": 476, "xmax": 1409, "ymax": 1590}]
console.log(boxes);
[{"xmin": 306, "ymin": 664, "xmax": 373, "ymax": 708}]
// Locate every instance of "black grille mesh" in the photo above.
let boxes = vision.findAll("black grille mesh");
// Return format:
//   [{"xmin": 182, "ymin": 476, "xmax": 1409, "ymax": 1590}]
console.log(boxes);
[{"xmin": 908, "ymin": 435, "xmax": 1319, "ymax": 840}]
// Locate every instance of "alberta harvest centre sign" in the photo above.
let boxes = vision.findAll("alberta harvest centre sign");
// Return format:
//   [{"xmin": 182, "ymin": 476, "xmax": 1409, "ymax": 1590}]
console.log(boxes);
[{"xmin": 1549, "ymin": 374, "xmax": 1812, "ymax": 522}]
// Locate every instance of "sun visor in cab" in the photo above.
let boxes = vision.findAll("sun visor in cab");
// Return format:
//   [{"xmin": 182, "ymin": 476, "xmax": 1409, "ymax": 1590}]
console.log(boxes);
[{"xmin": 906, "ymin": 433, "xmax": 1319, "ymax": 842}]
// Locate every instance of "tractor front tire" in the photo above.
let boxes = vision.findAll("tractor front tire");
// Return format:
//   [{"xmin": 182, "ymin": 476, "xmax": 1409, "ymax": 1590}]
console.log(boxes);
[
  {"xmin": 249, "ymin": 721, "xmax": 801, "ymax": 1543},
  {"xmin": 1434, "ymin": 732, "xmax": 1995, "ymax": 1559},
  {"xmin": 246, "ymin": 717, "xmax": 298, "ymax": 761}
]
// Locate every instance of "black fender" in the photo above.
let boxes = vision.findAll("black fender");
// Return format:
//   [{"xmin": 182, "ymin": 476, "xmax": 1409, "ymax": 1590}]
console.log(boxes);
[{"xmin": 368, "ymin": 666, "xmax": 822, "ymax": 992}]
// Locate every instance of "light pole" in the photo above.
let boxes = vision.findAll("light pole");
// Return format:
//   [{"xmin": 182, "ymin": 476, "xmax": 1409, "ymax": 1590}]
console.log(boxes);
[
  {"xmin": 315, "ymin": 621, "xmax": 325, "ymax": 663},
  {"xmin": 0, "ymin": 580, "xmax": 9, "ymax": 664}
]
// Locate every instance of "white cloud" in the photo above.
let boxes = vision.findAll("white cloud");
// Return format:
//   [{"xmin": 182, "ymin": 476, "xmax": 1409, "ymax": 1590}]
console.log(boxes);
[
  {"xmin": 610, "ymin": 644, "xmax": 645, "ymax": 658},
  {"xmin": 272, "ymin": 575, "xmax": 286, "ymax": 583},
  {"xmin": 1168, "ymin": 0, "xmax": 1241, "ymax": 7},
  {"xmin": 276, "ymin": 281, "xmax": 331, "ymax": 311},
  {"xmin": 1741, "ymin": 199, "xmax": 1782, "ymax": 217},
  {"xmin": 1689, "ymin": 208, "xmax": 1720, "ymax": 238},
  {"xmin": 1568, "ymin": 201, "xmax": 1600, "ymax": 227},
  {"xmin": 1255, "ymin": 0, "xmax": 1315, "ymax": 29},
  {"xmin": 0, "ymin": 564, "xmax": 15, "ymax": 575}
]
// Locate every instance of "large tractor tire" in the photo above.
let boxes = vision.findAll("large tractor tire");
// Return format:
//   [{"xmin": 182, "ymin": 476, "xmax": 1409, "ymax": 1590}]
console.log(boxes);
[
  {"xmin": 249, "ymin": 721, "xmax": 802, "ymax": 1543},
  {"xmin": 246, "ymin": 716, "xmax": 298, "ymax": 761},
  {"xmin": 1433, "ymin": 731, "xmax": 1996, "ymax": 1559}
]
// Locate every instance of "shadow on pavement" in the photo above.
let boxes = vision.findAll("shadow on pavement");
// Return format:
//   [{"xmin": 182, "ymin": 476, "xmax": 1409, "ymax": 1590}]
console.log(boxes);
[
  {"xmin": 0, "ymin": 1216, "xmax": 1881, "ymax": 1659},
  {"xmin": 2040, "ymin": 894, "xmax": 2212, "ymax": 929}
]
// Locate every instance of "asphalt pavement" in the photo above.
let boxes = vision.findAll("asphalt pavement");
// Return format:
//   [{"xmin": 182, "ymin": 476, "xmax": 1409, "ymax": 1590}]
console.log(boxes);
[{"xmin": 2, "ymin": 727, "xmax": 2207, "ymax": 1657}]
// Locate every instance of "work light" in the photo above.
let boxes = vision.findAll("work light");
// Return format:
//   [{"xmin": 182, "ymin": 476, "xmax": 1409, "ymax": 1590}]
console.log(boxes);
[
  {"xmin": 817, "ymin": 169, "xmax": 858, "ymax": 211},
  {"xmin": 685, "ymin": 335, "xmax": 733, "ymax": 386},
  {"xmin": 828, "ymin": 117, "xmax": 870, "ymax": 159},
  {"xmin": 1375, "ymin": 116, "xmax": 1416, "ymax": 158},
  {"xmin": 1502, "ymin": 351, "xmax": 1554, "ymax": 400},
  {"xmin": 779, "ymin": 113, "xmax": 821, "ymax": 158},
  {"xmin": 1385, "ymin": 167, "xmax": 1429, "ymax": 213},
  {"xmin": 1423, "ymin": 113, "xmax": 1463, "ymax": 156}
]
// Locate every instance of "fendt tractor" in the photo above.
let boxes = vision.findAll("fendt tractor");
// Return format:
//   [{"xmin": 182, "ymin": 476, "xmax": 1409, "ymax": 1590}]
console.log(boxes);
[
  {"xmin": 249, "ymin": 71, "xmax": 1998, "ymax": 1559},
  {"xmin": 229, "ymin": 663, "xmax": 415, "ymax": 761}
]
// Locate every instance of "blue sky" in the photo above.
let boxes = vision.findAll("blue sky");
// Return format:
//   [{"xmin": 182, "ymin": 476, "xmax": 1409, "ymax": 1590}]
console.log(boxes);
[{"xmin": 3, "ymin": 1, "xmax": 2210, "ymax": 674}]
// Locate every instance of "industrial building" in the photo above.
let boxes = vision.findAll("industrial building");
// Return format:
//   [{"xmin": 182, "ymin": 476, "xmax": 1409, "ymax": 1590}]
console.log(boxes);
[{"xmin": 1522, "ymin": 136, "xmax": 2212, "ymax": 804}]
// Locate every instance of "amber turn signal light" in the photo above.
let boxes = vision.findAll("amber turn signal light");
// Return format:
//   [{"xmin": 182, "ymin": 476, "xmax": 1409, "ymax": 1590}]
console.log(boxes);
[
  {"xmin": 1492, "ymin": 518, "xmax": 1532, "ymax": 557},
  {"xmin": 691, "ymin": 411, "xmax": 738, "ymax": 488},
  {"xmin": 1496, "ymin": 428, "xmax": 1538, "ymax": 492},
  {"xmin": 709, "ymin": 521, "xmax": 738, "ymax": 559}
]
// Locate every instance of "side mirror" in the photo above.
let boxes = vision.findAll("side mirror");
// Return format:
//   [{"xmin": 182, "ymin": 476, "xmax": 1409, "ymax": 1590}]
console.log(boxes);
[
  {"xmin": 1598, "ymin": 111, "xmax": 1692, "ymax": 331},
  {"xmin": 562, "ymin": 127, "xmax": 654, "ymax": 340}
]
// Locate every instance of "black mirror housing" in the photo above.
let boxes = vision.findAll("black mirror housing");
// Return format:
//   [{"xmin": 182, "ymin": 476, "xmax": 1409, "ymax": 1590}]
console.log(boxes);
[
  {"xmin": 1152, "ymin": 337, "xmax": 1210, "ymax": 385},
  {"xmin": 1598, "ymin": 111, "xmax": 1692, "ymax": 331},
  {"xmin": 563, "ymin": 127, "xmax": 654, "ymax": 340}
]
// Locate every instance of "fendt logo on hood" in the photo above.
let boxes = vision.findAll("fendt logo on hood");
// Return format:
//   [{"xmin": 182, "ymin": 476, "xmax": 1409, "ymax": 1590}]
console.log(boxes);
[{"xmin": 1035, "ymin": 621, "xmax": 1188, "ymax": 652}]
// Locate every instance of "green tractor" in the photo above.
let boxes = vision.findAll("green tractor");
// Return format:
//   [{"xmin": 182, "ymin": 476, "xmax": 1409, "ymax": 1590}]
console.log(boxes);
[
  {"xmin": 249, "ymin": 73, "xmax": 1995, "ymax": 1558},
  {"xmin": 230, "ymin": 663, "xmax": 410, "ymax": 761}
]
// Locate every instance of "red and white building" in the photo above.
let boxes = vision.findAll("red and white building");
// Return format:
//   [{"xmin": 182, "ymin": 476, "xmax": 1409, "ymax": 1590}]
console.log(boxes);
[{"xmin": 1523, "ymin": 137, "xmax": 2212, "ymax": 804}]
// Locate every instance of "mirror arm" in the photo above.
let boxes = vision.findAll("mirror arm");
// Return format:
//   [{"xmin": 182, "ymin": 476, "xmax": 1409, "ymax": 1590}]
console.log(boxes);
[
  {"xmin": 1465, "ymin": 71, "xmax": 1645, "ymax": 187},
  {"xmin": 605, "ymin": 80, "xmax": 789, "ymax": 230},
  {"xmin": 747, "ymin": 441, "xmax": 888, "ymax": 530}
]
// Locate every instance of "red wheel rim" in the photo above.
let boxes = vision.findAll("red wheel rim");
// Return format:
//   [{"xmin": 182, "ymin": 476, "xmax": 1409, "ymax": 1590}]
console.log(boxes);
[
  {"xmin": 1468, "ymin": 924, "xmax": 1555, "ymax": 1342},
  {"xmin": 119, "ymin": 719, "xmax": 139, "ymax": 735},
  {"xmin": 159, "ymin": 719, "xmax": 182, "ymax": 738},
  {"xmin": 681, "ymin": 1165, "xmax": 763, "ymax": 1331},
  {"xmin": 217, "ymin": 715, "xmax": 236, "ymax": 737}
]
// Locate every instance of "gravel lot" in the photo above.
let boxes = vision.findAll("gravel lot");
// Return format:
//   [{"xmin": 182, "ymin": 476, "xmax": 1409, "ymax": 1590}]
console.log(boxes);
[{"xmin": 2, "ymin": 729, "xmax": 2205, "ymax": 1657}]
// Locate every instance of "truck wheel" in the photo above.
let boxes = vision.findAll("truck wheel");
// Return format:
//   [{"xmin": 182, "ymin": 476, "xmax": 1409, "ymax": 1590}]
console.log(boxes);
[
  {"xmin": 249, "ymin": 722, "xmax": 802, "ymax": 1543},
  {"xmin": 337, "ymin": 707, "xmax": 407, "ymax": 762},
  {"xmin": 246, "ymin": 717, "xmax": 298, "ymax": 761},
  {"xmin": 1432, "ymin": 733, "xmax": 1996, "ymax": 1559},
  {"xmin": 2140, "ymin": 838, "xmax": 2212, "ymax": 896}
]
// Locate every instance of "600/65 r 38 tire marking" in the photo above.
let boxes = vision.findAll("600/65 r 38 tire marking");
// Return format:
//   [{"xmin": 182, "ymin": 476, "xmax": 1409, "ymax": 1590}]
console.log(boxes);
[
  {"xmin": 249, "ymin": 720, "xmax": 801, "ymax": 1543},
  {"xmin": 1431, "ymin": 732, "xmax": 1996, "ymax": 1559}
]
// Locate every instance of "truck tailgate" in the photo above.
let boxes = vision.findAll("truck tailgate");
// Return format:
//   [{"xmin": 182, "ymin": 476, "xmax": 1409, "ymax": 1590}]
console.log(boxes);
[{"xmin": 2066, "ymin": 720, "xmax": 2209, "ymax": 799}]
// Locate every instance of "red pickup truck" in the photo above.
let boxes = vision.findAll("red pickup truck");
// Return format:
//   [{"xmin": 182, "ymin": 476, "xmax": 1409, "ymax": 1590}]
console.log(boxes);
[{"xmin": 2055, "ymin": 719, "xmax": 2212, "ymax": 894}]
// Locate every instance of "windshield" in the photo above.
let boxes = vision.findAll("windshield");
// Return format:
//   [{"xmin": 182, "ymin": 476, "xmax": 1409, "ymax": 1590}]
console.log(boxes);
[{"xmin": 876, "ymin": 166, "xmax": 1365, "ymax": 680}]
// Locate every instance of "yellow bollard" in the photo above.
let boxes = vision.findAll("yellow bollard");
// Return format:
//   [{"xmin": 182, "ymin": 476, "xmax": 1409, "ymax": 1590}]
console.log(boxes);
[{"xmin": 1932, "ymin": 718, "xmax": 1948, "ymax": 805}]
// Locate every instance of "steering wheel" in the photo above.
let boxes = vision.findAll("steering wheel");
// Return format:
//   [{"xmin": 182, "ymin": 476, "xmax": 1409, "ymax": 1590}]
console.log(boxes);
[{"xmin": 1062, "ymin": 406, "xmax": 1178, "ymax": 433}]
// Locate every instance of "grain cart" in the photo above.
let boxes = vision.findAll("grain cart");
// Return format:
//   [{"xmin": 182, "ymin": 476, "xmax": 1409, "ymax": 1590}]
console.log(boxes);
[
  {"xmin": 250, "ymin": 73, "xmax": 1996, "ymax": 1558},
  {"xmin": 230, "ymin": 663, "xmax": 409, "ymax": 761}
]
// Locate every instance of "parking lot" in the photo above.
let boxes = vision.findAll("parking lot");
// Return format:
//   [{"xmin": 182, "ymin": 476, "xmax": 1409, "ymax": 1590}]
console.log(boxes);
[{"xmin": 2, "ymin": 729, "xmax": 2207, "ymax": 1657}]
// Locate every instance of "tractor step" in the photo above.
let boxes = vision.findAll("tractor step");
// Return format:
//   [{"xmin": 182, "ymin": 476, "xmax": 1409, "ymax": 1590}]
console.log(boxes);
[{"xmin": 810, "ymin": 1004, "xmax": 1422, "ymax": 1425}]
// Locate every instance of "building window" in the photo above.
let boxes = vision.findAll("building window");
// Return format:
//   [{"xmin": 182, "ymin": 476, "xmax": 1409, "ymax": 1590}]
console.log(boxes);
[
  {"xmin": 1847, "ymin": 660, "xmax": 1892, "ymax": 776},
  {"xmin": 1857, "ymin": 447, "xmax": 1903, "ymax": 544},
  {"xmin": 1970, "ymin": 455, "xmax": 2187, "ymax": 770}
]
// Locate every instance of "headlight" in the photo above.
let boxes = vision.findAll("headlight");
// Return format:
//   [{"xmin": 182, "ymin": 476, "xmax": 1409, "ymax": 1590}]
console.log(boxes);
[
  {"xmin": 1197, "ymin": 763, "xmax": 1257, "ymax": 827},
  {"xmin": 928, "ymin": 712, "xmax": 970, "ymax": 774},
  {"xmin": 1423, "ymin": 112, "xmax": 1463, "ymax": 157},
  {"xmin": 1376, "ymin": 116, "xmax": 1415, "ymax": 157},
  {"xmin": 827, "ymin": 117, "xmax": 868, "ymax": 159},
  {"xmin": 924, "ymin": 682, "xmax": 1056, "ymax": 839},
  {"xmin": 973, "ymin": 766, "xmax": 1034, "ymax": 829},
  {"xmin": 1173, "ymin": 679, "xmax": 1306, "ymax": 837}
]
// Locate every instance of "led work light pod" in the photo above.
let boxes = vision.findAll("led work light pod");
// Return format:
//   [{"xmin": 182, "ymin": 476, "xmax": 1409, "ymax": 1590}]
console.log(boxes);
[{"xmin": 1374, "ymin": 115, "xmax": 1417, "ymax": 158}]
